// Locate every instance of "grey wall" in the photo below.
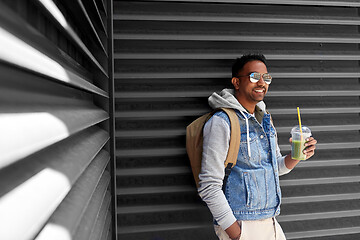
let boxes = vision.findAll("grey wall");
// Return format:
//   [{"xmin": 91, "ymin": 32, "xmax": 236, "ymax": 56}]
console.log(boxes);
[{"xmin": 115, "ymin": 1, "xmax": 360, "ymax": 240}]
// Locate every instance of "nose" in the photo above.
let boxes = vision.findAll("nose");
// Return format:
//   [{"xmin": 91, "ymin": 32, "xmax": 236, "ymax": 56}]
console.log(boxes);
[{"xmin": 257, "ymin": 75, "xmax": 266, "ymax": 86}]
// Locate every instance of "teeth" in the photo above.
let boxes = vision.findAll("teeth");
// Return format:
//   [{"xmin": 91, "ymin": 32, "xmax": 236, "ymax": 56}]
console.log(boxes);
[{"xmin": 255, "ymin": 89, "xmax": 264, "ymax": 93}]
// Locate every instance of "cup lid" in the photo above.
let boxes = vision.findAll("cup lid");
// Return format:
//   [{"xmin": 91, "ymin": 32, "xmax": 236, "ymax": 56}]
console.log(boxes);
[{"xmin": 291, "ymin": 125, "xmax": 311, "ymax": 134}]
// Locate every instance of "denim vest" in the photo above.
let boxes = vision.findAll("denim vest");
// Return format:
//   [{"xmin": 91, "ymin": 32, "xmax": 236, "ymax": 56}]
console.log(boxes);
[{"xmin": 215, "ymin": 109, "xmax": 281, "ymax": 221}]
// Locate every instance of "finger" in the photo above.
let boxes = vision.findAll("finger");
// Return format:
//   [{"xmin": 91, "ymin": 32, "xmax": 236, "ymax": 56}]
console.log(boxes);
[
  {"xmin": 289, "ymin": 137, "xmax": 292, "ymax": 143},
  {"xmin": 305, "ymin": 137, "xmax": 315, "ymax": 142},
  {"xmin": 306, "ymin": 143, "xmax": 317, "ymax": 149},
  {"xmin": 305, "ymin": 139, "xmax": 317, "ymax": 147},
  {"xmin": 305, "ymin": 150, "xmax": 315, "ymax": 159},
  {"xmin": 304, "ymin": 145, "xmax": 316, "ymax": 155},
  {"xmin": 304, "ymin": 145, "xmax": 316, "ymax": 153}
]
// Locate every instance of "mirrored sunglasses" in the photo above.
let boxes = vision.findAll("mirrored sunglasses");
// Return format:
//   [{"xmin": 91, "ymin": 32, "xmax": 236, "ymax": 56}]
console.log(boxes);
[{"xmin": 238, "ymin": 72, "xmax": 272, "ymax": 84}]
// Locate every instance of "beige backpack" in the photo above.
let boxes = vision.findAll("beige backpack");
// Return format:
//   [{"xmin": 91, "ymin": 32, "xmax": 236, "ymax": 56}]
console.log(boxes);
[{"xmin": 186, "ymin": 108, "xmax": 241, "ymax": 188}]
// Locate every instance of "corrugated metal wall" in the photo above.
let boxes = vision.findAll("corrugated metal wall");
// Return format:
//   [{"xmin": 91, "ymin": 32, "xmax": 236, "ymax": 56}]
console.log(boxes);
[
  {"xmin": 115, "ymin": 1, "xmax": 360, "ymax": 240},
  {"xmin": 0, "ymin": 0, "xmax": 115, "ymax": 240}
]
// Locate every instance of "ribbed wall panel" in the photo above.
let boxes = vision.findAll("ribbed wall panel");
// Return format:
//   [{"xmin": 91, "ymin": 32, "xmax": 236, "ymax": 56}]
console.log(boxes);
[
  {"xmin": 114, "ymin": 1, "xmax": 360, "ymax": 240},
  {"xmin": 0, "ymin": 1, "xmax": 114, "ymax": 240}
]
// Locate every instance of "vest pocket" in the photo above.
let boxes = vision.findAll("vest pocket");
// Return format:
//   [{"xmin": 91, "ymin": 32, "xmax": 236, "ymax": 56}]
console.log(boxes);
[
  {"xmin": 243, "ymin": 172, "xmax": 250, "ymax": 207},
  {"xmin": 243, "ymin": 170, "xmax": 263, "ymax": 209},
  {"xmin": 226, "ymin": 168, "xmax": 268, "ymax": 211}
]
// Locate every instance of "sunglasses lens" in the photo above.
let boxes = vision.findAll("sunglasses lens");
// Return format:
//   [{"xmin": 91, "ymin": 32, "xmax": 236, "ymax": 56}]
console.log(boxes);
[
  {"xmin": 263, "ymin": 74, "xmax": 272, "ymax": 84},
  {"xmin": 249, "ymin": 72, "xmax": 261, "ymax": 83}
]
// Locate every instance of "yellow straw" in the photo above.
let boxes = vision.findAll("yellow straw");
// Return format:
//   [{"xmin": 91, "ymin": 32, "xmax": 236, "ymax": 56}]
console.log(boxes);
[{"xmin": 297, "ymin": 107, "xmax": 303, "ymax": 140}]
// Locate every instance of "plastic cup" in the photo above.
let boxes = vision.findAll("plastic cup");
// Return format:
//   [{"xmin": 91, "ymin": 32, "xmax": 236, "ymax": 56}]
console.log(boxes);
[{"xmin": 291, "ymin": 125, "xmax": 312, "ymax": 160}]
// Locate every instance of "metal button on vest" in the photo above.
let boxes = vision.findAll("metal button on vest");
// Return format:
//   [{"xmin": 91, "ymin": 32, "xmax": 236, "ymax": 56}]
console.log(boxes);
[{"xmin": 260, "ymin": 135, "xmax": 264, "ymax": 139}]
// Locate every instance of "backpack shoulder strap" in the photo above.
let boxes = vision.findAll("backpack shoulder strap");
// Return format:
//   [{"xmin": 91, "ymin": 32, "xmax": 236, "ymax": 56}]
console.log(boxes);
[
  {"xmin": 221, "ymin": 108, "xmax": 241, "ymax": 168},
  {"xmin": 219, "ymin": 108, "xmax": 241, "ymax": 192}
]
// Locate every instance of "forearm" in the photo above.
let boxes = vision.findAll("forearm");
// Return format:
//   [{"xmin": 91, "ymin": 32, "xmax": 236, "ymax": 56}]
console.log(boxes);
[
  {"xmin": 284, "ymin": 137, "xmax": 317, "ymax": 170},
  {"xmin": 198, "ymin": 183, "xmax": 237, "ymax": 229},
  {"xmin": 198, "ymin": 114, "xmax": 237, "ymax": 229},
  {"xmin": 284, "ymin": 153, "xmax": 301, "ymax": 170}
]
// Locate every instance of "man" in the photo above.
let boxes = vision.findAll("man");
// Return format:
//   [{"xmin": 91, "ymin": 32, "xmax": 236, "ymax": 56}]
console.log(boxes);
[{"xmin": 198, "ymin": 54, "xmax": 317, "ymax": 240}]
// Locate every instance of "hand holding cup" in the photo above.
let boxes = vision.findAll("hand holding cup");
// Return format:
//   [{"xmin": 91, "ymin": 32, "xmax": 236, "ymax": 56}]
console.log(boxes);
[{"xmin": 290, "ymin": 125, "xmax": 317, "ymax": 161}]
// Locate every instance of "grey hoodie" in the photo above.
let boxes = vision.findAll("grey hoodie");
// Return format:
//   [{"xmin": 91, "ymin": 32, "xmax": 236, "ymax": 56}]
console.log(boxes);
[
  {"xmin": 198, "ymin": 89, "xmax": 291, "ymax": 230},
  {"xmin": 209, "ymin": 88, "xmax": 267, "ymax": 158}
]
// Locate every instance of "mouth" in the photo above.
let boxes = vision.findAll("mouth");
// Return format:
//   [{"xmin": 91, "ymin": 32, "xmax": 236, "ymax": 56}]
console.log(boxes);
[{"xmin": 254, "ymin": 88, "xmax": 265, "ymax": 93}]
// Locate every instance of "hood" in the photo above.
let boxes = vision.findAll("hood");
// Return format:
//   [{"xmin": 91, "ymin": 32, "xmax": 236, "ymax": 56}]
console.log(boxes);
[{"xmin": 208, "ymin": 88, "xmax": 267, "ymax": 114}]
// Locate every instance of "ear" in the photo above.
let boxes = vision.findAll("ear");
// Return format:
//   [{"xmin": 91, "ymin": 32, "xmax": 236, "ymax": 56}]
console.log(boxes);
[{"xmin": 231, "ymin": 77, "xmax": 240, "ymax": 89}]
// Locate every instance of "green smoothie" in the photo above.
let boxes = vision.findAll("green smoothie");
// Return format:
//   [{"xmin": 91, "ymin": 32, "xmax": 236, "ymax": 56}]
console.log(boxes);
[{"xmin": 292, "ymin": 139, "xmax": 306, "ymax": 160}]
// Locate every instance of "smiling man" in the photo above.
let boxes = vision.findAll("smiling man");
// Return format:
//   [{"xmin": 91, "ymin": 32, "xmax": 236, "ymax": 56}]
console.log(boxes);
[{"xmin": 197, "ymin": 54, "xmax": 317, "ymax": 240}]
